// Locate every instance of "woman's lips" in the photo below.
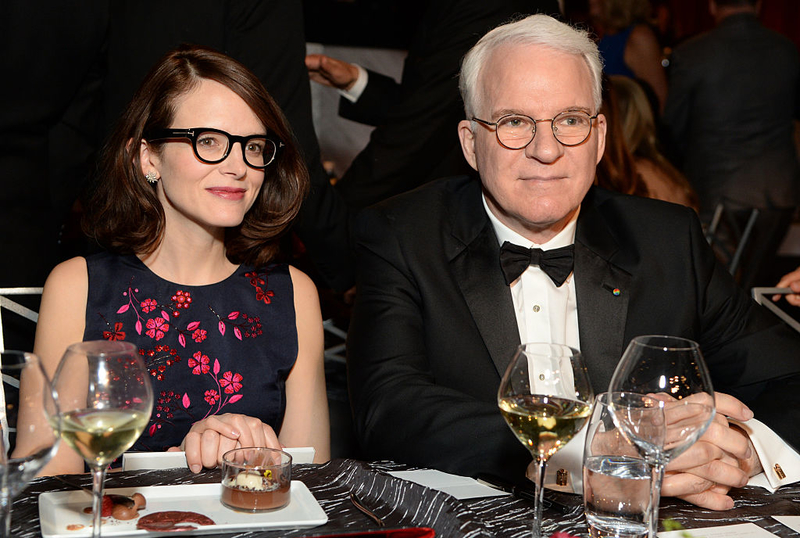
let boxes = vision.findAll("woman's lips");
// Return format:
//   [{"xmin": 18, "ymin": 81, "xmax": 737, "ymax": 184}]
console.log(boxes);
[{"xmin": 206, "ymin": 187, "xmax": 246, "ymax": 200}]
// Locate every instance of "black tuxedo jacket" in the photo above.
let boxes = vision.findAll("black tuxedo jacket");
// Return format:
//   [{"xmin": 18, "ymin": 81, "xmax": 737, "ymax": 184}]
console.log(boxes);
[{"xmin": 347, "ymin": 175, "xmax": 800, "ymax": 482}]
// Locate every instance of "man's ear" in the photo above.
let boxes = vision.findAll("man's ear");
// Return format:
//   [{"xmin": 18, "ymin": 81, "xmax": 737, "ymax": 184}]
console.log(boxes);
[
  {"xmin": 594, "ymin": 114, "xmax": 607, "ymax": 166},
  {"xmin": 457, "ymin": 119, "xmax": 479, "ymax": 171}
]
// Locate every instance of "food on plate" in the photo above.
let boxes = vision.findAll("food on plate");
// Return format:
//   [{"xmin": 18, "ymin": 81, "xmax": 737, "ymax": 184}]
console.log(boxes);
[
  {"xmin": 136, "ymin": 511, "xmax": 215, "ymax": 531},
  {"xmin": 84, "ymin": 493, "xmax": 147, "ymax": 520}
]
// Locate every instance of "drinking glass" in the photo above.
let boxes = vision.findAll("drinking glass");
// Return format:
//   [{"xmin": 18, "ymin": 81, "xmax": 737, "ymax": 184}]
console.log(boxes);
[
  {"xmin": 0, "ymin": 351, "xmax": 60, "ymax": 537},
  {"xmin": 498, "ymin": 343, "xmax": 594, "ymax": 538},
  {"xmin": 607, "ymin": 335, "xmax": 715, "ymax": 538},
  {"xmin": 583, "ymin": 393, "xmax": 652, "ymax": 538},
  {"xmin": 51, "ymin": 341, "xmax": 153, "ymax": 537}
]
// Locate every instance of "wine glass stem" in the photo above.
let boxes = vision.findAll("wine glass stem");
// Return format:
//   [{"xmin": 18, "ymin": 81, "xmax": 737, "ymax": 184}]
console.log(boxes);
[
  {"xmin": 531, "ymin": 458, "xmax": 547, "ymax": 538},
  {"xmin": 0, "ymin": 496, "xmax": 11, "ymax": 537},
  {"xmin": 90, "ymin": 464, "xmax": 107, "ymax": 538},
  {"xmin": 647, "ymin": 461, "xmax": 666, "ymax": 538}
]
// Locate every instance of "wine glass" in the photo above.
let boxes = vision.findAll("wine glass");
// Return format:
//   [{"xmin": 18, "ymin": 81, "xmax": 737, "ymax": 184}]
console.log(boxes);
[
  {"xmin": 607, "ymin": 335, "xmax": 715, "ymax": 538},
  {"xmin": 497, "ymin": 343, "xmax": 594, "ymax": 538},
  {"xmin": 0, "ymin": 351, "xmax": 60, "ymax": 537},
  {"xmin": 51, "ymin": 341, "xmax": 153, "ymax": 538}
]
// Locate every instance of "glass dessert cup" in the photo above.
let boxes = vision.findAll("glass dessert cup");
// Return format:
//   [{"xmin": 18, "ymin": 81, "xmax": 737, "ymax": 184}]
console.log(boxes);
[{"xmin": 221, "ymin": 447, "xmax": 292, "ymax": 512}]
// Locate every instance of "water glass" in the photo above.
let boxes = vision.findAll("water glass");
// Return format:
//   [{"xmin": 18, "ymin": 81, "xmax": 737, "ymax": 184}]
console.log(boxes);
[{"xmin": 583, "ymin": 393, "xmax": 652, "ymax": 538}]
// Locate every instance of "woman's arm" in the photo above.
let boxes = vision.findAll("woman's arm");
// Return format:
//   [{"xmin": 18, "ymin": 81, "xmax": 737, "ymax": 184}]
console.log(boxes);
[
  {"xmin": 15, "ymin": 257, "xmax": 88, "ymax": 475},
  {"xmin": 625, "ymin": 24, "xmax": 668, "ymax": 113},
  {"xmin": 278, "ymin": 266, "xmax": 329, "ymax": 462}
]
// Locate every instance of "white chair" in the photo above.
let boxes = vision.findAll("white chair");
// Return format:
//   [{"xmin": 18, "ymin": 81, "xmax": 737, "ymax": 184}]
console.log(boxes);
[{"xmin": 0, "ymin": 287, "xmax": 42, "ymax": 452}]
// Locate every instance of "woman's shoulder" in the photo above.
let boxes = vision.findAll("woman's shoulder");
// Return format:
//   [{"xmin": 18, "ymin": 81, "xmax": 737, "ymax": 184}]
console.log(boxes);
[{"xmin": 44, "ymin": 256, "xmax": 88, "ymax": 291}]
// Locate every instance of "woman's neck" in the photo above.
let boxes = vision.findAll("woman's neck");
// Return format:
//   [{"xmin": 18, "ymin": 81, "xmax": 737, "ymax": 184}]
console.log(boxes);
[{"xmin": 138, "ymin": 227, "xmax": 238, "ymax": 286}]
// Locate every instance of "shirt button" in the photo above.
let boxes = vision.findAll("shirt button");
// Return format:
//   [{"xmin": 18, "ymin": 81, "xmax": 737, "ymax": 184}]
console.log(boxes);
[{"xmin": 532, "ymin": 305, "xmax": 541, "ymax": 313}]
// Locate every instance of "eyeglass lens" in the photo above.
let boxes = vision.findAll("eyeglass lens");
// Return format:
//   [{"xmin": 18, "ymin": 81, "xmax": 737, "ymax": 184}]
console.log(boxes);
[
  {"xmin": 496, "ymin": 111, "xmax": 593, "ymax": 148},
  {"xmin": 194, "ymin": 131, "xmax": 276, "ymax": 167}
]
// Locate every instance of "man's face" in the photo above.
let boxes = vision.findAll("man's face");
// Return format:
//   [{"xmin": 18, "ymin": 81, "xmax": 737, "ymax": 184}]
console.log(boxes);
[{"xmin": 458, "ymin": 44, "xmax": 606, "ymax": 244}]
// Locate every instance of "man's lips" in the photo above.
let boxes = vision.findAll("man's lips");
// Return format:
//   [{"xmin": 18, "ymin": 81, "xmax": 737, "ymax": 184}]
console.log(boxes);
[{"xmin": 206, "ymin": 187, "xmax": 247, "ymax": 200}]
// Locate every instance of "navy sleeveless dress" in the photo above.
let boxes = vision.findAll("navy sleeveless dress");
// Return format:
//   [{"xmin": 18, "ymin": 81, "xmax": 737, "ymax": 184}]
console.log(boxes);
[{"xmin": 82, "ymin": 252, "xmax": 298, "ymax": 452}]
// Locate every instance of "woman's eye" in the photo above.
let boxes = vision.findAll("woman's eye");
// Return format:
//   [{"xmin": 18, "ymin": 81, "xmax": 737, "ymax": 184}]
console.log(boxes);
[
  {"xmin": 246, "ymin": 142, "xmax": 265, "ymax": 154},
  {"xmin": 197, "ymin": 136, "xmax": 219, "ymax": 147}
]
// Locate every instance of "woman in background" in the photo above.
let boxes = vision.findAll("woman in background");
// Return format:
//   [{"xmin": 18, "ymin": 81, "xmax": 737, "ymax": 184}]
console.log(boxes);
[
  {"xmin": 16, "ymin": 45, "xmax": 330, "ymax": 474},
  {"xmin": 590, "ymin": 0, "xmax": 668, "ymax": 112},
  {"xmin": 612, "ymin": 74, "xmax": 697, "ymax": 209}
]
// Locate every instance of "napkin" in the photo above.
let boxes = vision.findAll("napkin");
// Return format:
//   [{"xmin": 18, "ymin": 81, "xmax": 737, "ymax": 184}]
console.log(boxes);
[
  {"xmin": 121, "ymin": 446, "xmax": 316, "ymax": 471},
  {"xmin": 388, "ymin": 469, "xmax": 508, "ymax": 500}
]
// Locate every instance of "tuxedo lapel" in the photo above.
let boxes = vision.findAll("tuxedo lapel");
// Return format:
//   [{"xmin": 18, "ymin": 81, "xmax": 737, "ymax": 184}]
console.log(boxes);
[
  {"xmin": 574, "ymin": 193, "xmax": 632, "ymax": 390},
  {"xmin": 447, "ymin": 179, "xmax": 520, "ymax": 377}
]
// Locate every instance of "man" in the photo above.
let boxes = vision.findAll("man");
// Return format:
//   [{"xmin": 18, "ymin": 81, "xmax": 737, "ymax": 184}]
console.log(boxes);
[
  {"xmin": 663, "ymin": 0, "xmax": 800, "ymax": 288},
  {"xmin": 347, "ymin": 14, "xmax": 800, "ymax": 511}
]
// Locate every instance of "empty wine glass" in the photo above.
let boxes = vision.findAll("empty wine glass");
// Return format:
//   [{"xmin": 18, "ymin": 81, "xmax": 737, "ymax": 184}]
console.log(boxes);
[
  {"xmin": 51, "ymin": 341, "xmax": 153, "ymax": 537},
  {"xmin": 498, "ymin": 343, "xmax": 594, "ymax": 538},
  {"xmin": 607, "ymin": 335, "xmax": 715, "ymax": 538},
  {"xmin": 0, "ymin": 350, "xmax": 60, "ymax": 537}
]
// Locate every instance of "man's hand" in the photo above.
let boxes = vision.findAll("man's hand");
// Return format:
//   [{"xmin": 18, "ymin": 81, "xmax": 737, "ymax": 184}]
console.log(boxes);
[
  {"xmin": 305, "ymin": 54, "xmax": 360, "ymax": 90},
  {"xmin": 774, "ymin": 266, "xmax": 800, "ymax": 306},
  {"xmin": 171, "ymin": 413, "xmax": 281, "ymax": 473},
  {"xmin": 661, "ymin": 393, "xmax": 761, "ymax": 510}
]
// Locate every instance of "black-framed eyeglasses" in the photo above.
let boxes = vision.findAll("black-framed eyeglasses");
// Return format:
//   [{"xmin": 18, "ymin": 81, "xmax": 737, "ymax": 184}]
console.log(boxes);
[
  {"xmin": 472, "ymin": 110, "xmax": 598, "ymax": 149},
  {"xmin": 146, "ymin": 127, "xmax": 283, "ymax": 169}
]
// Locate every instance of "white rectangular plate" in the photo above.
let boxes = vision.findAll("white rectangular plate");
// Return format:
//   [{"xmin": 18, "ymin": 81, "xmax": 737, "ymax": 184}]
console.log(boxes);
[{"xmin": 39, "ymin": 481, "xmax": 327, "ymax": 537}]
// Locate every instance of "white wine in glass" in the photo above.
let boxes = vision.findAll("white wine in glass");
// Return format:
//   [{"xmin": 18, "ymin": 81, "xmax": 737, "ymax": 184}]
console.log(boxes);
[
  {"xmin": 51, "ymin": 341, "xmax": 153, "ymax": 538},
  {"xmin": 498, "ymin": 343, "xmax": 594, "ymax": 538}
]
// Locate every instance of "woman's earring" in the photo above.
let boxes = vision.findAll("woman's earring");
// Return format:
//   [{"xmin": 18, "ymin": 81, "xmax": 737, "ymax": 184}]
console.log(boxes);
[{"xmin": 145, "ymin": 171, "xmax": 159, "ymax": 184}]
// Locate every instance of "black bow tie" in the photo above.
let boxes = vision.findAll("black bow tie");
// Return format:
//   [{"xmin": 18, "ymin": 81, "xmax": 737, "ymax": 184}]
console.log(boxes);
[{"xmin": 499, "ymin": 242, "xmax": 574, "ymax": 287}]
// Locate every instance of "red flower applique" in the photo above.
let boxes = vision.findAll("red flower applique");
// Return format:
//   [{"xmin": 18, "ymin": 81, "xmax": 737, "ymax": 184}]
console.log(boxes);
[
  {"xmin": 187, "ymin": 351, "xmax": 210, "ymax": 375},
  {"xmin": 204, "ymin": 390, "xmax": 220, "ymax": 405},
  {"xmin": 171, "ymin": 290, "xmax": 192, "ymax": 310},
  {"xmin": 145, "ymin": 317, "xmax": 170, "ymax": 340},
  {"xmin": 219, "ymin": 371, "xmax": 243, "ymax": 394},
  {"xmin": 192, "ymin": 328, "xmax": 207, "ymax": 343},
  {"xmin": 103, "ymin": 322, "xmax": 126, "ymax": 341}
]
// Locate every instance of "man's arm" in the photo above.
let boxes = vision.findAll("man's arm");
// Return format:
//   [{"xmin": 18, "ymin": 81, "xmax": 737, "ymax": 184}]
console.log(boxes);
[{"xmin": 347, "ymin": 206, "xmax": 530, "ymax": 482}]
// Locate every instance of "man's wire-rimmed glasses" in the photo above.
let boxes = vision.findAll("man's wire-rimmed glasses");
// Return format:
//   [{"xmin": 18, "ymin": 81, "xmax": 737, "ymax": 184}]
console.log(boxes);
[
  {"xmin": 147, "ymin": 127, "xmax": 283, "ymax": 168},
  {"xmin": 472, "ymin": 110, "xmax": 598, "ymax": 149}
]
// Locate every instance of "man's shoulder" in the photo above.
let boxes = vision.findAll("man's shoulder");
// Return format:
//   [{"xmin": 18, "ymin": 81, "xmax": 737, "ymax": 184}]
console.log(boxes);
[
  {"xmin": 363, "ymin": 175, "xmax": 480, "ymax": 219},
  {"xmin": 585, "ymin": 187, "xmax": 698, "ymax": 236}
]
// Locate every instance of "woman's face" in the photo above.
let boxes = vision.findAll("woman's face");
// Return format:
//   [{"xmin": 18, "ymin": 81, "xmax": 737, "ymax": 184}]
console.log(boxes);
[{"xmin": 141, "ymin": 78, "xmax": 266, "ymax": 239}]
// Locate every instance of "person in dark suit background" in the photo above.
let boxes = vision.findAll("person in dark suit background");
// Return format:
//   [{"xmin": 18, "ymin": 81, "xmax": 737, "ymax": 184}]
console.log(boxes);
[
  {"xmin": 347, "ymin": 13, "xmax": 800, "ymax": 511},
  {"xmin": 305, "ymin": 0, "xmax": 562, "ymax": 210},
  {"xmin": 662, "ymin": 0, "xmax": 800, "ymax": 288}
]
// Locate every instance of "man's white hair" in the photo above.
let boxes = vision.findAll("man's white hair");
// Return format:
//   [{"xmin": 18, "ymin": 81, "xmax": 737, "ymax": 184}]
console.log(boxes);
[{"xmin": 459, "ymin": 14, "xmax": 603, "ymax": 118}]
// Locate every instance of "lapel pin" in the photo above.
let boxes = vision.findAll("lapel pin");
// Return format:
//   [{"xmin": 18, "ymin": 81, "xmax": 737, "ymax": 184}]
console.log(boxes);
[{"xmin": 603, "ymin": 284, "xmax": 622, "ymax": 296}]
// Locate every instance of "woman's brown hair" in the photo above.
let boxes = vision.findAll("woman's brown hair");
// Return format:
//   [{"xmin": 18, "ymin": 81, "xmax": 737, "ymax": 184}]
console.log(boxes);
[{"xmin": 83, "ymin": 45, "xmax": 309, "ymax": 267}]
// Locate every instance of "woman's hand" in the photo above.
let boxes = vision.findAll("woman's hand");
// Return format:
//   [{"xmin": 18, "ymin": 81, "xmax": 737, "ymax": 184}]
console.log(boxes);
[{"xmin": 172, "ymin": 413, "xmax": 281, "ymax": 473}]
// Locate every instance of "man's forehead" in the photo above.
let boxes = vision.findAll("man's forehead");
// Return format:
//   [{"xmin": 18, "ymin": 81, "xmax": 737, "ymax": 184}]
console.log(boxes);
[{"xmin": 478, "ymin": 43, "xmax": 594, "ymax": 114}]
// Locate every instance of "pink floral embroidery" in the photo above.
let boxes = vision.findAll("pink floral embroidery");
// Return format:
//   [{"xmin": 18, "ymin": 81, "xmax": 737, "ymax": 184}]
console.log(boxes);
[
  {"xmin": 192, "ymin": 328, "xmax": 207, "ymax": 343},
  {"xmin": 171, "ymin": 290, "xmax": 192, "ymax": 310},
  {"xmin": 188, "ymin": 352, "xmax": 210, "ymax": 375},
  {"xmin": 220, "ymin": 371, "xmax": 243, "ymax": 394},
  {"xmin": 204, "ymin": 390, "xmax": 220, "ymax": 405},
  {"xmin": 103, "ymin": 322, "xmax": 126, "ymax": 341},
  {"xmin": 141, "ymin": 298, "xmax": 157, "ymax": 313},
  {"xmin": 145, "ymin": 317, "xmax": 170, "ymax": 340}
]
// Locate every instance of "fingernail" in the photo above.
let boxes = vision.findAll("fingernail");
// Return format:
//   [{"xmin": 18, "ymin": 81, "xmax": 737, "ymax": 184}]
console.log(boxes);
[
  {"xmin": 745, "ymin": 445, "xmax": 752, "ymax": 459},
  {"xmin": 190, "ymin": 464, "xmax": 201, "ymax": 473},
  {"xmin": 743, "ymin": 406, "xmax": 754, "ymax": 420}
]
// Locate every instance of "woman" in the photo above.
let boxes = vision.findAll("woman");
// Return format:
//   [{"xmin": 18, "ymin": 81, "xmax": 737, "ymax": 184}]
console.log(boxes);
[
  {"xmin": 611, "ymin": 75, "xmax": 697, "ymax": 209},
  {"xmin": 17, "ymin": 45, "xmax": 330, "ymax": 474},
  {"xmin": 590, "ymin": 0, "xmax": 668, "ymax": 112}
]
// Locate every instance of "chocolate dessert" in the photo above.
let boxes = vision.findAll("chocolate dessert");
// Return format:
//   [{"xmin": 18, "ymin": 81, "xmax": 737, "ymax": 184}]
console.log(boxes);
[{"xmin": 136, "ymin": 511, "xmax": 215, "ymax": 532}]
